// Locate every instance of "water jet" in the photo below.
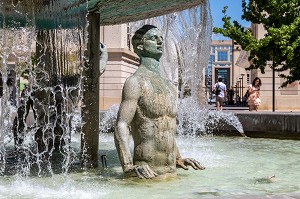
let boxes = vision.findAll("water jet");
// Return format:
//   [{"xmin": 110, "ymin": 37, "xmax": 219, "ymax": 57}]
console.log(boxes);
[{"xmin": 0, "ymin": 1, "xmax": 299, "ymax": 199}]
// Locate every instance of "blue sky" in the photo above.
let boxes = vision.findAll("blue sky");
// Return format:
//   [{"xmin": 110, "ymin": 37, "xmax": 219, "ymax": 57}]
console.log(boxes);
[{"xmin": 209, "ymin": 0, "xmax": 250, "ymax": 40}]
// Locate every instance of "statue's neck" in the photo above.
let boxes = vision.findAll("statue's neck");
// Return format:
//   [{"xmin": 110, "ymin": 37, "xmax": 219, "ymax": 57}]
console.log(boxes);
[{"xmin": 140, "ymin": 57, "xmax": 160, "ymax": 74}]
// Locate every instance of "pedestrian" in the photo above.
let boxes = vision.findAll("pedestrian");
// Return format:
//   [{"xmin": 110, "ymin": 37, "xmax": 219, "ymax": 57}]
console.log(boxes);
[
  {"xmin": 21, "ymin": 84, "xmax": 37, "ymax": 119},
  {"xmin": 213, "ymin": 76, "xmax": 226, "ymax": 111},
  {"xmin": 247, "ymin": 77, "xmax": 262, "ymax": 111}
]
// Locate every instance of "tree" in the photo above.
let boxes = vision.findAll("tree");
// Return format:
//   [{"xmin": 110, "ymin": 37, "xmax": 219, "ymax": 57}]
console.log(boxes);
[{"xmin": 213, "ymin": 0, "xmax": 300, "ymax": 87}]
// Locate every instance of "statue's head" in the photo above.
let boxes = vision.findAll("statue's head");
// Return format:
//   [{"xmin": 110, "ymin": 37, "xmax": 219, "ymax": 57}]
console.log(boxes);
[{"xmin": 132, "ymin": 25, "xmax": 163, "ymax": 61}]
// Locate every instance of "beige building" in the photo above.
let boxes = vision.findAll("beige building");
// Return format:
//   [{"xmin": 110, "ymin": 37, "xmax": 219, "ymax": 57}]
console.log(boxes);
[
  {"xmin": 100, "ymin": 24, "xmax": 139, "ymax": 110},
  {"xmin": 206, "ymin": 40, "xmax": 248, "ymax": 103},
  {"xmin": 250, "ymin": 23, "xmax": 300, "ymax": 111},
  {"xmin": 100, "ymin": 23, "xmax": 300, "ymax": 111}
]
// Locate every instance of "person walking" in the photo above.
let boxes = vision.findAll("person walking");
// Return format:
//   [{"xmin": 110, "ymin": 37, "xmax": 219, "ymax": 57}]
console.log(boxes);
[
  {"xmin": 213, "ymin": 76, "xmax": 226, "ymax": 111},
  {"xmin": 247, "ymin": 77, "xmax": 262, "ymax": 111}
]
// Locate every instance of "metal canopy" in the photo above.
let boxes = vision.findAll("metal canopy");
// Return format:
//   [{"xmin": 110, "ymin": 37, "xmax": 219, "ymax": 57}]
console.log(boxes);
[
  {"xmin": 0, "ymin": 0, "xmax": 204, "ymax": 28},
  {"xmin": 97, "ymin": 0, "xmax": 205, "ymax": 26}
]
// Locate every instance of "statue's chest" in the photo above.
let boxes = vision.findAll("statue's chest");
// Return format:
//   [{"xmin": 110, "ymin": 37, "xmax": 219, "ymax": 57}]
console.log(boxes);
[{"xmin": 138, "ymin": 77, "xmax": 177, "ymax": 118}]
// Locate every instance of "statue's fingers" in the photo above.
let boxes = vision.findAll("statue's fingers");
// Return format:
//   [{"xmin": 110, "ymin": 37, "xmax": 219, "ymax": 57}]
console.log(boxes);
[
  {"xmin": 186, "ymin": 159, "xmax": 205, "ymax": 170},
  {"xmin": 193, "ymin": 161, "xmax": 205, "ymax": 170},
  {"xmin": 186, "ymin": 160, "xmax": 198, "ymax": 170},
  {"xmin": 145, "ymin": 165, "xmax": 158, "ymax": 178},
  {"xmin": 134, "ymin": 167, "xmax": 144, "ymax": 179},
  {"xmin": 177, "ymin": 161, "xmax": 189, "ymax": 170},
  {"xmin": 138, "ymin": 167, "xmax": 151, "ymax": 179},
  {"xmin": 142, "ymin": 166, "xmax": 154, "ymax": 179}
]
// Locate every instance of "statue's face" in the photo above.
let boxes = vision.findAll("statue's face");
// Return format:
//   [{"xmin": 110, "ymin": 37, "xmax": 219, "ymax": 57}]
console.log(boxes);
[{"xmin": 140, "ymin": 28, "xmax": 163, "ymax": 60}]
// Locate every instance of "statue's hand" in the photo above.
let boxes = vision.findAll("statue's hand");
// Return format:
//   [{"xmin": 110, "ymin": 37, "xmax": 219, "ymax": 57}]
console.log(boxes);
[
  {"xmin": 124, "ymin": 164, "xmax": 158, "ymax": 179},
  {"xmin": 176, "ymin": 158, "xmax": 205, "ymax": 170}
]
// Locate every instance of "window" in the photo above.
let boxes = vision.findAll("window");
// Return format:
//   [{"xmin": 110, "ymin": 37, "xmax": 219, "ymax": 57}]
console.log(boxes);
[
  {"xmin": 210, "ymin": 55, "xmax": 215, "ymax": 63},
  {"xmin": 247, "ymin": 74, "xmax": 250, "ymax": 84},
  {"xmin": 217, "ymin": 51, "xmax": 228, "ymax": 61},
  {"xmin": 127, "ymin": 24, "xmax": 131, "ymax": 50},
  {"xmin": 205, "ymin": 65, "xmax": 212, "ymax": 76},
  {"xmin": 212, "ymin": 46, "xmax": 216, "ymax": 53}
]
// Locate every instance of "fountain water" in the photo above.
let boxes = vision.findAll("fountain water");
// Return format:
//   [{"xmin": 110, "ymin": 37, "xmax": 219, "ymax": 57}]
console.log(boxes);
[
  {"xmin": 0, "ymin": 0, "xmax": 299, "ymax": 198},
  {"xmin": 128, "ymin": 3, "xmax": 244, "ymax": 136},
  {"xmin": 0, "ymin": 1, "xmax": 87, "ymax": 176}
]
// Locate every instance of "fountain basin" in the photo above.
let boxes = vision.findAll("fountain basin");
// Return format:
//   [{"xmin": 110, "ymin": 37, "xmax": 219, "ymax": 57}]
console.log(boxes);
[
  {"xmin": 215, "ymin": 112, "xmax": 300, "ymax": 140},
  {"xmin": 0, "ymin": 134, "xmax": 299, "ymax": 198}
]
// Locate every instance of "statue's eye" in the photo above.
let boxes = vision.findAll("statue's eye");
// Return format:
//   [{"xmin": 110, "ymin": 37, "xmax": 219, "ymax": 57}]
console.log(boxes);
[{"xmin": 150, "ymin": 36, "xmax": 156, "ymax": 40}]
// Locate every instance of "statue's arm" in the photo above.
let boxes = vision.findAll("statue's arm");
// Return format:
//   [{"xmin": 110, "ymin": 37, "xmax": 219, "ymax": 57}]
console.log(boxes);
[{"xmin": 114, "ymin": 76, "xmax": 140, "ymax": 172}]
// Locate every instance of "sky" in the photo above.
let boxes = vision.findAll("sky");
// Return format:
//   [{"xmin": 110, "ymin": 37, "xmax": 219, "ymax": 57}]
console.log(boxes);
[{"xmin": 209, "ymin": 0, "xmax": 250, "ymax": 40}]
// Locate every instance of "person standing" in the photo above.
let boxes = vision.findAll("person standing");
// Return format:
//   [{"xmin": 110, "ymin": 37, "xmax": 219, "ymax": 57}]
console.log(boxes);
[
  {"xmin": 21, "ymin": 84, "xmax": 37, "ymax": 119},
  {"xmin": 213, "ymin": 76, "xmax": 226, "ymax": 111},
  {"xmin": 247, "ymin": 77, "xmax": 262, "ymax": 111}
]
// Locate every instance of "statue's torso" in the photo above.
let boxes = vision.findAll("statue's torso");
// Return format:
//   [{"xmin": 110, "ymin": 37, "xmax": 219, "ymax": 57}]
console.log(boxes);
[{"xmin": 131, "ymin": 68, "xmax": 178, "ymax": 174}]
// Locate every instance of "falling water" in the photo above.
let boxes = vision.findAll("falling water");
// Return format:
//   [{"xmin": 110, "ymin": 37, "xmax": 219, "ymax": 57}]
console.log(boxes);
[
  {"xmin": 0, "ymin": 0, "xmax": 88, "ymax": 175},
  {"xmin": 0, "ymin": 2, "xmax": 299, "ymax": 199},
  {"xmin": 128, "ymin": 1, "xmax": 245, "ymax": 136}
]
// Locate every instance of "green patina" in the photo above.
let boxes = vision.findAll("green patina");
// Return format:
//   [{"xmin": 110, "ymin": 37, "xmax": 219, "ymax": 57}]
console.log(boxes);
[{"xmin": 0, "ymin": 0, "xmax": 204, "ymax": 29}]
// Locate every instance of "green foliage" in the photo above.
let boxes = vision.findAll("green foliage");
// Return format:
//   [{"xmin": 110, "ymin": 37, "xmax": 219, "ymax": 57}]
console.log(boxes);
[{"xmin": 213, "ymin": 0, "xmax": 300, "ymax": 87}]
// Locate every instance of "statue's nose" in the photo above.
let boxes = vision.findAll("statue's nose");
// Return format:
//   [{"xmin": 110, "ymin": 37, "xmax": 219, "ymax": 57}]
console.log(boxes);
[
  {"xmin": 157, "ymin": 38, "xmax": 163, "ymax": 45},
  {"xmin": 157, "ymin": 37, "xmax": 163, "ymax": 44}
]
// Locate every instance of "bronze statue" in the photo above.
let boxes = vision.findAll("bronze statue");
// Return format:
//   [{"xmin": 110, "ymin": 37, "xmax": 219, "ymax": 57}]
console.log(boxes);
[{"xmin": 114, "ymin": 25, "xmax": 205, "ymax": 179}]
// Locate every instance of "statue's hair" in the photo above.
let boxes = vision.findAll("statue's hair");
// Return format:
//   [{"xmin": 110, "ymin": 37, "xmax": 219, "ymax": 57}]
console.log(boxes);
[{"xmin": 132, "ymin": 25, "xmax": 157, "ymax": 55}]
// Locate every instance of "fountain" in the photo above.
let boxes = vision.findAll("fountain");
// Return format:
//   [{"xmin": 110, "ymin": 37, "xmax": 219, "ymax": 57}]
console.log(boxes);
[{"xmin": 0, "ymin": 0, "xmax": 299, "ymax": 198}]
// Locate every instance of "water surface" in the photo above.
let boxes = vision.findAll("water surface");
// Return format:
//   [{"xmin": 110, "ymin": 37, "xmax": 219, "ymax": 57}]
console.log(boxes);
[{"xmin": 0, "ymin": 134, "xmax": 299, "ymax": 199}]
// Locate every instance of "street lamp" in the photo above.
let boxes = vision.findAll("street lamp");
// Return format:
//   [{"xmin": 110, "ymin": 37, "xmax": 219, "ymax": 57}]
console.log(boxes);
[
  {"xmin": 239, "ymin": 78, "xmax": 242, "ymax": 99},
  {"xmin": 241, "ymin": 74, "xmax": 245, "ymax": 97},
  {"xmin": 237, "ymin": 80, "xmax": 240, "ymax": 104}
]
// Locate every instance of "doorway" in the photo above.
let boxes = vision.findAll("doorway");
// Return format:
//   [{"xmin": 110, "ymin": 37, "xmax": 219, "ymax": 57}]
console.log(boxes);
[{"xmin": 215, "ymin": 68, "xmax": 230, "ymax": 89}]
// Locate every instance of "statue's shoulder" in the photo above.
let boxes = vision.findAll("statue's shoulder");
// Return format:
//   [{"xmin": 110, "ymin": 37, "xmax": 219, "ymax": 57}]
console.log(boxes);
[
  {"xmin": 126, "ymin": 73, "xmax": 142, "ymax": 84},
  {"xmin": 122, "ymin": 75, "xmax": 142, "ymax": 99},
  {"xmin": 123, "ymin": 74, "xmax": 142, "ymax": 90}
]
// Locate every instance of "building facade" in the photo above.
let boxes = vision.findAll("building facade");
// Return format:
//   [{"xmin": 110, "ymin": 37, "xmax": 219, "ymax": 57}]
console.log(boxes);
[
  {"xmin": 206, "ymin": 40, "xmax": 248, "ymax": 103},
  {"xmin": 100, "ymin": 24, "xmax": 139, "ymax": 110},
  {"xmin": 206, "ymin": 40, "xmax": 232, "ymax": 90},
  {"xmin": 101, "ymin": 23, "xmax": 300, "ymax": 111},
  {"xmin": 205, "ymin": 40, "xmax": 255, "ymax": 105},
  {"xmin": 250, "ymin": 23, "xmax": 300, "ymax": 111}
]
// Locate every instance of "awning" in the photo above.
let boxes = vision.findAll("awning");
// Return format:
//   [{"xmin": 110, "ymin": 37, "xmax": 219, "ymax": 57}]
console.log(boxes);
[
  {"xmin": 0, "ymin": 0, "xmax": 205, "ymax": 29},
  {"xmin": 97, "ymin": 0, "xmax": 205, "ymax": 26}
]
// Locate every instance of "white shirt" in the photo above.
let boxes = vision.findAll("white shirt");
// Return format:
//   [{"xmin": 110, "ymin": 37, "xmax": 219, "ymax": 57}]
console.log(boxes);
[{"xmin": 214, "ymin": 82, "xmax": 226, "ymax": 98}]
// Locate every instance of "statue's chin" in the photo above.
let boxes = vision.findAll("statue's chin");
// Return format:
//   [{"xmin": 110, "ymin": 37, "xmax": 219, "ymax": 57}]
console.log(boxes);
[{"xmin": 152, "ymin": 53, "xmax": 162, "ymax": 61}]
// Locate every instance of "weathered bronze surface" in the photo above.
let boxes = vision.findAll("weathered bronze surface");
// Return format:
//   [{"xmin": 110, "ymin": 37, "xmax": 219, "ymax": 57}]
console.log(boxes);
[{"xmin": 114, "ymin": 25, "xmax": 205, "ymax": 179}]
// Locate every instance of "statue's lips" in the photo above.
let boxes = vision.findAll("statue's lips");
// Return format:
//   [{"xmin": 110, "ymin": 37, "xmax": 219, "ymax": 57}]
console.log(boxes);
[{"xmin": 157, "ymin": 46, "xmax": 163, "ymax": 50}]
